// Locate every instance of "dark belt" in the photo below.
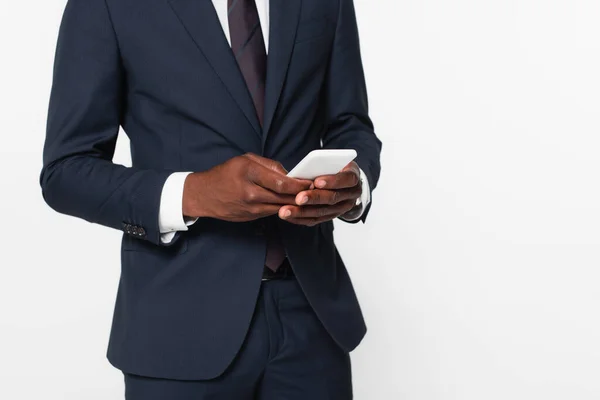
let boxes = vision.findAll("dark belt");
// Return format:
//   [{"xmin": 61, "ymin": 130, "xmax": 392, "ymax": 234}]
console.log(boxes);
[{"xmin": 262, "ymin": 258, "xmax": 295, "ymax": 281}]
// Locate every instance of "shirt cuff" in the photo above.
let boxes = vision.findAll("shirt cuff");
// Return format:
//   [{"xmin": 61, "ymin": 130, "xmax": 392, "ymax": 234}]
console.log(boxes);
[
  {"xmin": 159, "ymin": 172, "xmax": 198, "ymax": 244},
  {"xmin": 341, "ymin": 168, "xmax": 371, "ymax": 222}
]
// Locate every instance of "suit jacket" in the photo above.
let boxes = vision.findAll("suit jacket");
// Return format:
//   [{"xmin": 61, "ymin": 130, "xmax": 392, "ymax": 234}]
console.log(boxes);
[{"xmin": 41, "ymin": 0, "xmax": 382, "ymax": 380}]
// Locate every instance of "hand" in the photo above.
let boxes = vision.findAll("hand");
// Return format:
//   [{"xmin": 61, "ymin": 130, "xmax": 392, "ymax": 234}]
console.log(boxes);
[
  {"xmin": 278, "ymin": 162, "xmax": 363, "ymax": 226},
  {"xmin": 183, "ymin": 154, "xmax": 312, "ymax": 222}
]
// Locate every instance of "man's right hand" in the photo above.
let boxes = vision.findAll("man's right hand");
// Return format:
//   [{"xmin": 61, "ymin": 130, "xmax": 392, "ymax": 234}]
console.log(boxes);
[{"xmin": 182, "ymin": 154, "xmax": 312, "ymax": 222}]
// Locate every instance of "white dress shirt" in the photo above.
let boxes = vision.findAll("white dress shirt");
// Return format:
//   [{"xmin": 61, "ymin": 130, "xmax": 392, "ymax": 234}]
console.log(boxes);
[{"xmin": 158, "ymin": 0, "xmax": 370, "ymax": 243}]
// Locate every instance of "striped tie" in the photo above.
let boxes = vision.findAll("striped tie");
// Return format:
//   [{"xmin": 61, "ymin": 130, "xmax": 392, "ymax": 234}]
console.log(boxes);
[{"xmin": 228, "ymin": 0, "xmax": 286, "ymax": 271}]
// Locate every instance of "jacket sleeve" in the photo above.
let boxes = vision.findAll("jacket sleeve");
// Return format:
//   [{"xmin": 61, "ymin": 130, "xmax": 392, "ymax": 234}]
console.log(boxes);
[
  {"xmin": 321, "ymin": 0, "xmax": 382, "ymax": 223},
  {"xmin": 40, "ymin": 0, "xmax": 174, "ymax": 246}
]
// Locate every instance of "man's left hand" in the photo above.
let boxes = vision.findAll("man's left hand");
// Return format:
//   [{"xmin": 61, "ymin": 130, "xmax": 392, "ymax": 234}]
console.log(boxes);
[{"xmin": 278, "ymin": 162, "xmax": 363, "ymax": 226}]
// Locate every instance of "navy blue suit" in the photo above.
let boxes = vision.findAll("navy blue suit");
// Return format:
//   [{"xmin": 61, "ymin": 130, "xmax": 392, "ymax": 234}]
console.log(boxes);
[{"xmin": 41, "ymin": 0, "xmax": 381, "ymax": 389}]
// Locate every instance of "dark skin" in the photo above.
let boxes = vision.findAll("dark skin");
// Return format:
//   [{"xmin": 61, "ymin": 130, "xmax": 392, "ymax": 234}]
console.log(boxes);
[
  {"xmin": 183, "ymin": 153, "xmax": 363, "ymax": 226},
  {"xmin": 279, "ymin": 161, "xmax": 363, "ymax": 225}
]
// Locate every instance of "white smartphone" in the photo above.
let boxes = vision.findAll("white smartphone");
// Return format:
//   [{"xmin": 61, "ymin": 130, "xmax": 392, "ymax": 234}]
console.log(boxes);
[{"xmin": 287, "ymin": 149, "xmax": 357, "ymax": 180}]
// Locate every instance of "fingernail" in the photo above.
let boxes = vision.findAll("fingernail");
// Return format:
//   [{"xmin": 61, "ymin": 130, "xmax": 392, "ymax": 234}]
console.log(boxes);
[
  {"xmin": 316, "ymin": 179, "xmax": 326, "ymax": 188},
  {"xmin": 282, "ymin": 210, "xmax": 291, "ymax": 219},
  {"xmin": 299, "ymin": 196, "xmax": 308, "ymax": 205}
]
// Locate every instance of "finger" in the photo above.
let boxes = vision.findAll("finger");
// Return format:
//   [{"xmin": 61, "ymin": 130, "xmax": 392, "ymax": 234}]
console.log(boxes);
[
  {"xmin": 249, "ymin": 203, "xmax": 286, "ymax": 219},
  {"xmin": 244, "ymin": 185, "xmax": 298, "ymax": 205},
  {"xmin": 244, "ymin": 153, "xmax": 288, "ymax": 175},
  {"xmin": 248, "ymin": 163, "xmax": 312, "ymax": 195},
  {"xmin": 280, "ymin": 209, "xmax": 344, "ymax": 226},
  {"xmin": 313, "ymin": 161, "xmax": 360, "ymax": 190},
  {"xmin": 314, "ymin": 170, "xmax": 360, "ymax": 190},
  {"xmin": 295, "ymin": 186, "xmax": 361, "ymax": 206},
  {"xmin": 279, "ymin": 200, "xmax": 355, "ymax": 220}
]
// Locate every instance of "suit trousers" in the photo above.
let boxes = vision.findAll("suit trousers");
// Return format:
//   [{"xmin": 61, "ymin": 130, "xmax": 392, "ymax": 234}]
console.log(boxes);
[{"xmin": 123, "ymin": 278, "xmax": 353, "ymax": 399}]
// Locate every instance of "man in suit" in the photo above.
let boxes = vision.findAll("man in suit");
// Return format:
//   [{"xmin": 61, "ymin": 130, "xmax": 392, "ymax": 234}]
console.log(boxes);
[{"xmin": 41, "ymin": 0, "xmax": 381, "ymax": 397}]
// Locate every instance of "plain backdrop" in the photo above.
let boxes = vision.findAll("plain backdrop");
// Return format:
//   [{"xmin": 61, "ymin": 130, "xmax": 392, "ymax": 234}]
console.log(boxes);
[{"xmin": 1, "ymin": 0, "xmax": 599, "ymax": 399}]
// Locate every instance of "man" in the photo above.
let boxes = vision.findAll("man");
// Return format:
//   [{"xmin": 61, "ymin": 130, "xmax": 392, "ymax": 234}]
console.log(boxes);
[{"xmin": 41, "ymin": 0, "xmax": 381, "ymax": 397}]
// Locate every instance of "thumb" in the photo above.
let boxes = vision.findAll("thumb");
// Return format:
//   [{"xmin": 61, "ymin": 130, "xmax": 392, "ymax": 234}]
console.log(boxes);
[{"xmin": 244, "ymin": 153, "xmax": 288, "ymax": 175}]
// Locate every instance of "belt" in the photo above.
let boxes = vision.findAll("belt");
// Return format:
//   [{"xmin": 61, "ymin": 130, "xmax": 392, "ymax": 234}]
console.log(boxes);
[{"xmin": 262, "ymin": 258, "xmax": 295, "ymax": 281}]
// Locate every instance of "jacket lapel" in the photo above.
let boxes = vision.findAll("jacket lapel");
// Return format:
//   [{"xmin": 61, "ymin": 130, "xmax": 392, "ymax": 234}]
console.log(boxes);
[
  {"xmin": 167, "ymin": 0, "xmax": 262, "ymax": 139},
  {"xmin": 262, "ymin": 0, "xmax": 302, "ymax": 147}
]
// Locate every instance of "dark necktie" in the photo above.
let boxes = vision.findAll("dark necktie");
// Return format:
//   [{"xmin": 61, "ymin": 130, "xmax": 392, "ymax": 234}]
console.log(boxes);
[
  {"xmin": 228, "ymin": 0, "xmax": 286, "ymax": 271},
  {"xmin": 228, "ymin": 0, "xmax": 267, "ymax": 125}
]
